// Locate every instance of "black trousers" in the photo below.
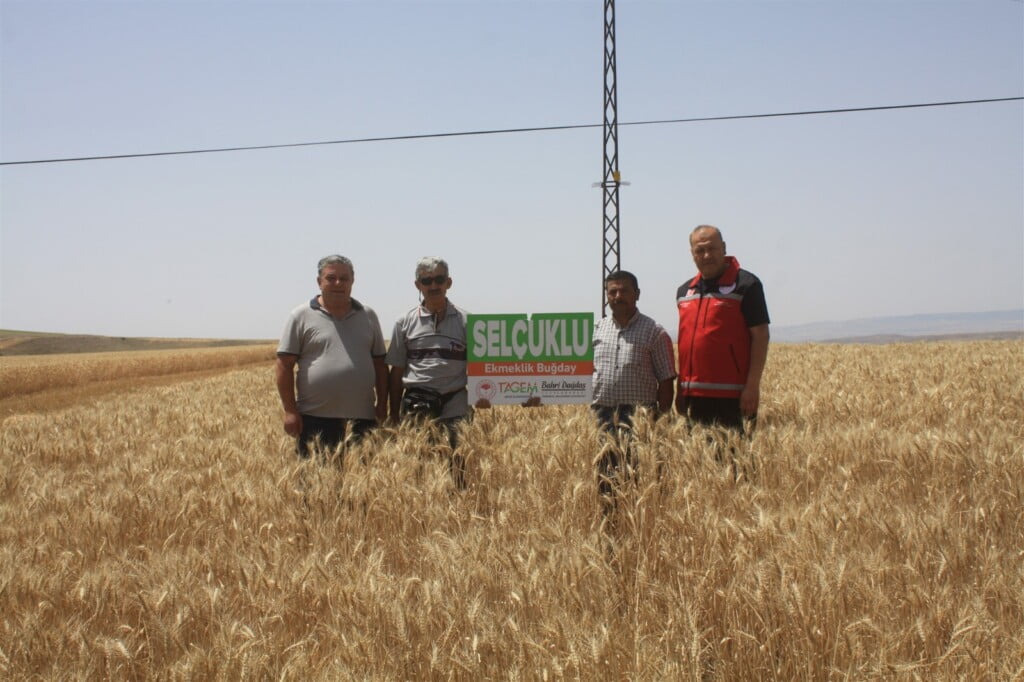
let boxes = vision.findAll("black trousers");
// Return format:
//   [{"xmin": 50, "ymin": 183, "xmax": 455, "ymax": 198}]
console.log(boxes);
[
  {"xmin": 437, "ymin": 416, "xmax": 467, "ymax": 489},
  {"xmin": 296, "ymin": 415, "xmax": 377, "ymax": 460},
  {"xmin": 591, "ymin": 404, "xmax": 654, "ymax": 506},
  {"xmin": 678, "ymin": 396, "xmax": 749, "ymax": 434},
  {"xmin": 400, "ymin": 412, "xmax": 469, "ymax": 490},
  {"xmin": 679, "ymin": 397, "xmax": 754, "ymax": 473}
]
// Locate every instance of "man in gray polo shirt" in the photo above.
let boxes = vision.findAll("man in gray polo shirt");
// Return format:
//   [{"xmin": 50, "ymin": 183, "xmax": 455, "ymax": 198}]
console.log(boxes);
[
  {"xmin": 386, "ymin": 256, "xmax": 470, "ymax": 487},
  {"xmin": 276, "ymin": 255, "xmax": 388, "ymax": 459}
]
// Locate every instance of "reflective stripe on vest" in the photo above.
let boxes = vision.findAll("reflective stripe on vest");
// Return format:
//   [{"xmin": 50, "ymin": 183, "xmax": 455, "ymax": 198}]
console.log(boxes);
[
  {"xmin": 677, "ymin": 291, "xmax": 743, "ymax": 304},
  {"xmin": 680, "ymin": 380, "xmax": 746, "ymax": 392}
]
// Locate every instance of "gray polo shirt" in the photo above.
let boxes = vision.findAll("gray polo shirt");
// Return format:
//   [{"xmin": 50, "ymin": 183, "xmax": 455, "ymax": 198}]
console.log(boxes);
[
  {"xmin": 385, "ymin": 300, "xmax": 469, "ymax": 419},
  {"xmin": 278, "ymin": 297, "xmax": 386, "ymax": 420}
]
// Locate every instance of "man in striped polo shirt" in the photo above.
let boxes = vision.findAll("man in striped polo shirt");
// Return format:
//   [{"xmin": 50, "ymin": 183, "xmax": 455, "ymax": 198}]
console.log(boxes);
[{"xmin": 386, "ymin": 257, "xmax": 471, "ymax": 488}]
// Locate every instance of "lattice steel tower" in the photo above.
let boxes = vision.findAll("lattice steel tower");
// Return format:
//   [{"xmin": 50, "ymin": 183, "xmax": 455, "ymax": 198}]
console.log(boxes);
[{"xmin": 599, "ymin": 0, "xmax": 622, "ymax": 317}]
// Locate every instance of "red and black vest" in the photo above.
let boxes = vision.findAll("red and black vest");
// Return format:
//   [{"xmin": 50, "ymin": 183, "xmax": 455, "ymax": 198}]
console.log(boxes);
[{"xmin": 676, "ymin": 256, "xmax": 751, "ymax": 399}]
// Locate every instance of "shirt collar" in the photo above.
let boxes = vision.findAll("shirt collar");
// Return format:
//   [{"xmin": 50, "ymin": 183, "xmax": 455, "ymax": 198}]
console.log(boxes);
[
  {"xmin": 612, "ymin": 309, "xmax": 640, "ymax": 329},
  {"xmin": 309, "ymin": 296, "xmax": 364, "ymax": 314},
  {"xmin": 418, "ymin": 299, "xmax": 453, "ymax": 318},
  {"xmin": 694, "ymin": 256, "xmax": 740, "ymax": 290}
]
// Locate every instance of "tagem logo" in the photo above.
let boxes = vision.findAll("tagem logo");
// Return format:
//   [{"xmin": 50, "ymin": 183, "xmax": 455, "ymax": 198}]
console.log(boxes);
[
  {"xmin": 476, "ymin": 380, "xmax": 497, "ymax": 401},
  {"xmin": 499, "ymin": 381, "xmax": 538, "ymax": 394}
]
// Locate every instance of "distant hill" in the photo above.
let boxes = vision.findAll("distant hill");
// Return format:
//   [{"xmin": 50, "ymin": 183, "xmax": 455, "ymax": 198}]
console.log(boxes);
[
  {"xmin": 4, "ymin": 312, "xmax": 1022, "ymax": 354},
  {"xmin": 772, "ymin": 309, "xmax": 1024, "ymax": 343},
  {"xmin": 0, "ymin": 330, "xmax": 274, "ymax": 356}
]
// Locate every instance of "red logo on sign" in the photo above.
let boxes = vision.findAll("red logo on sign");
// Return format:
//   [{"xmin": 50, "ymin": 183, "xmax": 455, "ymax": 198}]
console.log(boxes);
[{"xmin": 476, "ymin": 380, "xmax": 497, "ymax": 401}]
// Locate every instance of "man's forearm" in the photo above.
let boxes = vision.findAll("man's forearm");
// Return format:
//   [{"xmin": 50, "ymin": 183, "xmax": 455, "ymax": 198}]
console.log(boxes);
[
  {"xmin": 275, "ymin": 355, "xmax": 304, "ymax": 437},
  {"xmin": 275, "ymin": 358, "xmax": 298, "ymax": 413},
  {"xmin": 373, "ymin": 357, "xmax": 388, "ymax": 420},
  {"xmin": 746, "ymin": 325, "xmax": 770, "ymax": 388},
  {"xmin": 388, "ymin": 366, "xmax": 405, "ymax": 418},
  {"xmin": 656, "ymin": 378, "xmax": 675, "ymax": 414}
]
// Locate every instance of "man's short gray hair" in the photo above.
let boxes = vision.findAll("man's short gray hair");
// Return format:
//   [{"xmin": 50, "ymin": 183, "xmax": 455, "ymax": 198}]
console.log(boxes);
[
  {"xmin": 690, "ymin": 224, "xmax": 724, "ymax": 243},
  {"xmin": 415, "ymin": 257, "xmax": 449, "ymax": 278},
  {"xmin": 317, "ymin": 254, "xmax": 354, "ymax": 276}
]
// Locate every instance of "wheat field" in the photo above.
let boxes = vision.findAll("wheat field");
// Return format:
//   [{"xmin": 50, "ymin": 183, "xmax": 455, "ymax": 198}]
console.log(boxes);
[
  {"xmin": 1, "ymin": 340, "xmax": 1021, "ymax": 679},
  {"xmin": 0, "ymin": 345, "xmax": 275, "ymax": 421}
]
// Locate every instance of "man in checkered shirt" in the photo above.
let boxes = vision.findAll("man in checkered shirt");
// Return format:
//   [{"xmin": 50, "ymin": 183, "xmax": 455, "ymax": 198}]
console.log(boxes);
[{"xmin": 592, "ymin": 270, "xmax": 676, "ymax": 514}]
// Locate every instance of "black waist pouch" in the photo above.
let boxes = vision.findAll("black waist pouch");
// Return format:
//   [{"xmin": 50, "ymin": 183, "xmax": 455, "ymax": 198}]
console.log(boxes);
[{"xmin": 401, "ymin": 386, "xmax": 451, "ymax": 419}]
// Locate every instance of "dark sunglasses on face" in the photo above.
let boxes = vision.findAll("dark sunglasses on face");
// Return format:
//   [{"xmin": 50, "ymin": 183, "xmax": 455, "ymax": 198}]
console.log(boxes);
[{"xmin": 418, "ymin": 275, "xmax": 448, "ymax": 286}]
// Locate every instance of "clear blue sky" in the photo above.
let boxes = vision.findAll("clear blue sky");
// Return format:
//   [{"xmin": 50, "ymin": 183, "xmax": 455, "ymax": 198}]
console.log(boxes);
[{"xmin": 2, "ymin": 0, "xmax": 1021, "ymax": 340}]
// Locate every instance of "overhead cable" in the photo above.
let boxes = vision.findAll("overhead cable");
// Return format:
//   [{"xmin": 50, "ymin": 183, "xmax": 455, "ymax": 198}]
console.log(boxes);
[{"xmin": 1, "ymin": 96, "xmax": 1020, "ymax": 166}]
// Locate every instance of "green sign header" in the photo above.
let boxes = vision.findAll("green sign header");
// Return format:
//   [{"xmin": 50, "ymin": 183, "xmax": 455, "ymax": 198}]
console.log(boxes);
[{"xmin": 467, "ymin": 313, "xmax": 594, "ymax": 362}]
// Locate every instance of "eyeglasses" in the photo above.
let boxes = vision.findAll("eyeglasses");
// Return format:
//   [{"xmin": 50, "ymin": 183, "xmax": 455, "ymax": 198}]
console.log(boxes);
[{"xmin": 418, "ymin": 275, "xmax": 448, "ymax": 286}]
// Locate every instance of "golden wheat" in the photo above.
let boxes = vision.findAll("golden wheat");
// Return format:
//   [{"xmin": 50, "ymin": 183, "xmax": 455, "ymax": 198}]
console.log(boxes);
[
  {"xmin": 0, "ymin": 340, "xmax": 1021, "ymax": 679},
  {"xmin": 0, "ymin": 345, "xmax": 275, "ymax": 399}
]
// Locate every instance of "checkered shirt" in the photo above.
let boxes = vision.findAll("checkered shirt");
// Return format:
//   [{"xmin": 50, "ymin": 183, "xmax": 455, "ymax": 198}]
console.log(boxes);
[{"xmin": 591, "ymin": 310, "xmax": 677, "ymax": 407}]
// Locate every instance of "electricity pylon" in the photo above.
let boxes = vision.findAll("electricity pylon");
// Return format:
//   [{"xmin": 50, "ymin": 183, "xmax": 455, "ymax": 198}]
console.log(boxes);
[{"xmin": 597, "ymin": 0, "xmax": 626, "ymax": 317}]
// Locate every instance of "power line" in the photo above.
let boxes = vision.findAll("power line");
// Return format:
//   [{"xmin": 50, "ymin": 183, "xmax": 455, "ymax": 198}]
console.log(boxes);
[{"xmin": 1, "ymin": 96, "xmax": 1020, "ymax": 167}]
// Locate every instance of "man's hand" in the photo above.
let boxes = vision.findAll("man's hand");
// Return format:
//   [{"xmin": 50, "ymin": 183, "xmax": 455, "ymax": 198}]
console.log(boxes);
[
  {"xmin": 740, "ymin": 383, "xmax": 760, "ymax": 417},
  {"xmin": 283, "ymin": 411, "xmax": 302, "ymax": 437}
]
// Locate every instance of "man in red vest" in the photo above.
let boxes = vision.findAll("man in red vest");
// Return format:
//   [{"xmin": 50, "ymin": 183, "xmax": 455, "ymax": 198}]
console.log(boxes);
[{"xmin": 676, "ymin": 225, "xmax": 770, "ymax": 435}]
